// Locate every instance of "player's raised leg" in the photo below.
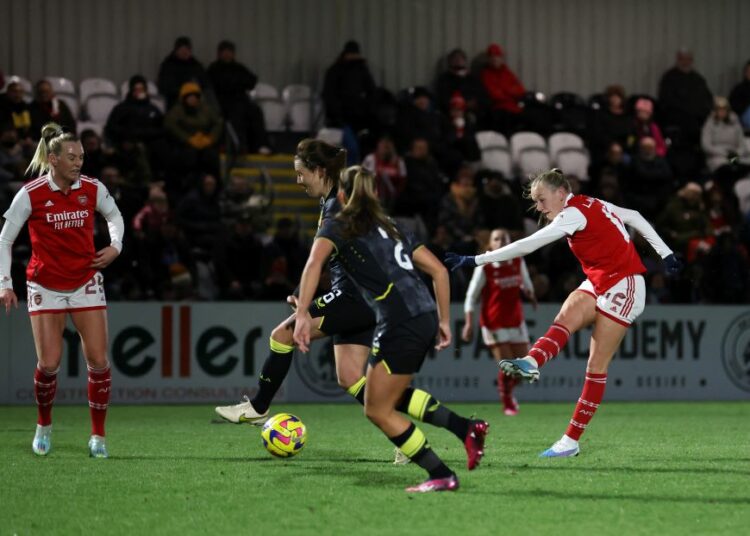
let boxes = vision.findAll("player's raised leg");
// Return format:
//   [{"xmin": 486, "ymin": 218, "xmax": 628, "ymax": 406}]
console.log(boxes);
[
  {"xmin": 29, "ymin": 312, "xmax": 66, "ymax": 456},
  {"xmin": 500, "ymin": 289, "xmax": 595, "ymax": 382}
]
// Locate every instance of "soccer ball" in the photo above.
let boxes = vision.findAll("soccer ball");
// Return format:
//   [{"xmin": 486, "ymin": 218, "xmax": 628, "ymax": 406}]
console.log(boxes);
[{"xmin": 261, "ymin": 413, "xmax": 307, "ymax": 458}]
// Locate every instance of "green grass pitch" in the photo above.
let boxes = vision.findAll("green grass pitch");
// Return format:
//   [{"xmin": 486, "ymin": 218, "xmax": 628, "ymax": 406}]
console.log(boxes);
[{"xmin": 1, "ymin": 402, "xmax": 748, "ymax": 535}]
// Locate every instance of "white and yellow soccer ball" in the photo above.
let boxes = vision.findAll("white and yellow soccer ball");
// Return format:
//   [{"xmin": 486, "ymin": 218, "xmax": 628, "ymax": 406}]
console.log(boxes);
[{"xmin": 261, "ymin": 413, "xmax": 307, "ymax": 458}]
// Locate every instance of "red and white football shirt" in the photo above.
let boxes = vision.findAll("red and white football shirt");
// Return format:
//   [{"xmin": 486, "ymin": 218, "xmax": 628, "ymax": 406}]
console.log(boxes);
[
  {"xmin": 465, "ymin": 258, "xmax": 531, "ymax": 329},
  {"xmin": 2, "ymin": 174, "xmax": 121, "ymax": 291}
]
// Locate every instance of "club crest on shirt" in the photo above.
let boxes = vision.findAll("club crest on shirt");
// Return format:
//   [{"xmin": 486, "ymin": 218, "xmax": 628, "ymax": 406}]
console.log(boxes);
[
  {"xmin": 78, "ymin": 194, "xmax": 88, "ymax": 205},
  {"xmin": 33, "ymin": 293, "xmax": 42, "ymax": 306}
]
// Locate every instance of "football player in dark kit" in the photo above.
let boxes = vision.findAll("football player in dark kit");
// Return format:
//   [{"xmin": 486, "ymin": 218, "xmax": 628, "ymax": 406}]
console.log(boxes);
[
  {"xmin": 293, "ymin": 166, "xmax": 489, "ymax": 493},
  {"xmin": 216, "ymin": 140, "xmax": 484, "ymax": 467}
]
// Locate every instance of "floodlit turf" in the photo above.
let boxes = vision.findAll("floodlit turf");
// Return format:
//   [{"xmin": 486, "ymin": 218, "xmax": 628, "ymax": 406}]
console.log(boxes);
[{"xmin": 1, "ymin": 402, "xmax": 748, "ymax": 535}]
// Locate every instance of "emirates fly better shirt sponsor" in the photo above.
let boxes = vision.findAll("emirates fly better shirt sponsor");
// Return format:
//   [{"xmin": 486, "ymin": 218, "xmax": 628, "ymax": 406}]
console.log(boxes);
[{"xmin": 3, "ymin": 175, "xmax": 116, "ymax": 290}]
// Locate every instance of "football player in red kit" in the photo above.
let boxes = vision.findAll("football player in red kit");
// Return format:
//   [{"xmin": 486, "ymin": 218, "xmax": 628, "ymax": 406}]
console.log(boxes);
[
  {"xmin": 0, "ymin": 123, "xmax": 124, "ymax": 458},
  {"xmin": 446, "ymin": 169, "xmax": 681, "ymax": 457},
  {"xmin": 462, "ymin": 228, "xmax": 536, "ymax": 415}
]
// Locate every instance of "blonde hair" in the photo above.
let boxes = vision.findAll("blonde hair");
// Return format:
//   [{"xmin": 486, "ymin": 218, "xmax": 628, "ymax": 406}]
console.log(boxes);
[
  {"xmin": 337, "ymin": 166, "xmax": 400, "ymax": 240},
  {"xmin": 524, "ymin": 168, "xmax": 572, "ymax": 225},
  {"xmin": 26, "ymin": 122, "xmax": 79, "ymax": 176},
  {"xmin": 523, "ymin": 168, "xmax": 571, "ymax": 200}
]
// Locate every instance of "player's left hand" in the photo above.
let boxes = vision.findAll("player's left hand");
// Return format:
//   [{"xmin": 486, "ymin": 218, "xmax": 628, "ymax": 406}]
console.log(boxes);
[
  {"xmin": 293, "ymin": 311, "xmax": 314, "ymax": 353},
  {"xmin": 664, "ymin": 254, "xmax": 683, "ymax": 275},
  {"xmin": 435, "ymin": 320, "xmax": 451, "ymax": 350},
  {"xmin": 444, "ymin": 252, "xmax": 476, "ymax": 272},
  {"xmin": 90, "ymin": 246, "xmax": 120, "ymax": 269}
]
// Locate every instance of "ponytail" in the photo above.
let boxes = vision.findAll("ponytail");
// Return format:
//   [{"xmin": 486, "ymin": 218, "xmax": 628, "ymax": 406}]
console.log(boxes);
[
  {"xmin": 337, "ymin": 166, "xmax": 400, "ymax": 240},
  {"xmin": 295, "ymin": 138, "xmax": 347, "ymax": 189},
  {"xmin": 25, "ymin": 122, "xmax": 78, "ymax": 177}
]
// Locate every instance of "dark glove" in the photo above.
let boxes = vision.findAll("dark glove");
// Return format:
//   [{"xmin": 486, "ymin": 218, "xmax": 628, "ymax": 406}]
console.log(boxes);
[
  {"xmin": 664, "ymin": 254, "xmax": 683, "ymax": 275},
  {"xmin": 444, "ymin": 252, "xmax": 477, "ymax": 272}
]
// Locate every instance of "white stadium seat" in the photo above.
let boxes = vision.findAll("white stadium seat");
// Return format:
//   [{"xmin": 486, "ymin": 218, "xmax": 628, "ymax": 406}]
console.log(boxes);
[
  {"xmin": 476, "ymin": 131, "xmax": 512, "ymax": 176},
  {"xmin": 85, "ymin": 94, "xmax": 119, "ymax": 123},
  {"xmin": 476, "ymin": 130, "xmax": 509, "ymax": 151},
  {"xmin": 250, "ymin": 82, "xmax": 279, "ymax": 100},
  {"xmin": 80, "ymin": 78, "xmax": 118, "ymax": 103},
  {"xmin": 556, "ymin": 148, "xmax": 590, "ymax": 180},
  {"xmin": 518, "ymin": 147, "xmax": 551, "ymax": 180},
  {"xmin": 510, "ymin": 131, "xmax": 546, "ymax": 165},
  {"xmin": 734, "ymin": 177, "xmax": 750, "ymax": 215},
  {"xmin": 288, "ymin": 100, "xmax": 312, "ymax": 132},
  {"xmin": 45, "ymin": 76, "xmax": 76, "ymax": 97},
  {"xmin": 258, "ymin": 99, "xmax": 287, "ymax": 131},
  {"xmin": 282, "ymin": 84, "xmax": 312, "ymax": 103},
  {"xmin": 316, "ymin": 127, "xmax": 344, "ymax": 147},
  {"xmin": 548, "ymin": 132, "xmax": 585, "ymax": 162}
]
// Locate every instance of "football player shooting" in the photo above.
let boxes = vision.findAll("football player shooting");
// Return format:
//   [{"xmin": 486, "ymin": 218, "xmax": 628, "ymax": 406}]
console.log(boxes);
[
  {"xmin": 445, "ymin": 168, "xmax": 682, "ymax": 457},
  {"xmin": 0, "ymin": 122, "xmax": 124, "ymax": 458}
]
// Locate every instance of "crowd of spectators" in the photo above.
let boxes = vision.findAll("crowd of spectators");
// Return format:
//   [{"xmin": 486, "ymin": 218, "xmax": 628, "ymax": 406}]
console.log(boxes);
[{"xmin": 1, "ymin": 38, "xmax": 750, "ymax": 304}]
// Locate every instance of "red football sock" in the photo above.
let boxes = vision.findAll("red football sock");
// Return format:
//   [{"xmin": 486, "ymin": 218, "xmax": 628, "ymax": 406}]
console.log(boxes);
[
  {"xmin": 528, "ymin": 323, "xmax": 570, "ymax": 367},
  {"xmin": 565, "ymin": 372, "xmax": 607, "ymax": 441},
  {"xmin": 34, "ymin": 366, "xmax": 58, "ymax": 426},
  {"xmin": 88, "ymin": 365, "xmax": 111, "ymax": 437},
  {"xmin": 497, "ymin": 369, "xmax": 518, "ymax": 406}
]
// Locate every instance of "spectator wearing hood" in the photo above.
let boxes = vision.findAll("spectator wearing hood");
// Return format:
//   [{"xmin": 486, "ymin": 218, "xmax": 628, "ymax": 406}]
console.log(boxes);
[
  {"xmin": 157, "ymin": 36, "xmax": 209, "ymax": 109},
  {"xmin": 434, "ymin": 48, "xmax": 489, "ymax": 121},
  {"xmin": 105, "ymin": 74, "xmax": 167, "ymax": 178},
  {"xmin": 322, "ymin": 40, "xmax": 376, "ymax": 133},
  {"xmin": 480, "ymin": 43, "xmax": 525, "ymax": 134},
  {"xmin": 207, "ymin": 40, "xmax": 270, "ymax": 154},
  {"xmin": 164, "ymin": 81, "xmax": 223, "ymax": 182}
]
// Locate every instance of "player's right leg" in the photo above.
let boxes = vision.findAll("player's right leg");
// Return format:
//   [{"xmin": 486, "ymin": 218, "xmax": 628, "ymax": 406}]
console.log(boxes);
[
  {"xmin": 499, "ymin": 288, "xmax": 596, "ymax": 382},
  {"xmin": 215, "ymin": 312, "xmax": 326, "ymax": 424},
  {"xmin": 364, "ymin": 362, "xmax": 458, "ymax": 493},
  {"xmin": 29, "ymin": 311, "xmax": 66, "ymax": 456}
]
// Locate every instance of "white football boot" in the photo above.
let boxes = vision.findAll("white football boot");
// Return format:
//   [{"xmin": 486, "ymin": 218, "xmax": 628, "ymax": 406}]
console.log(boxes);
[
  {"xmin": 539, "ymin": 435, "xmax": 580, "ymax": 458},
  {"xmin": 32, "ymin": 424, "xmax": 52, "ymax": 456},
  {"xmin": 215, "ymin": 395, "xmax": 269, "ymax": 425},
  {"xmin": 88, "ymin": 435, "xmax": 109, "ymax": 458}
]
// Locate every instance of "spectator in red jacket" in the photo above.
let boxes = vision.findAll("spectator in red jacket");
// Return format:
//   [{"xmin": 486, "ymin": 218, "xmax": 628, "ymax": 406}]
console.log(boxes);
[{"xmin": 481, "ymin": 43, "xmax": 525, "ymax": 135}]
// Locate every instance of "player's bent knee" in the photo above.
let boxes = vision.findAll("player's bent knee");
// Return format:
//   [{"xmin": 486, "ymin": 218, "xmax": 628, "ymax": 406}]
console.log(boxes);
[{"xmin": 271, "ymin": 324, "xmax": 294, "ymax": 346}]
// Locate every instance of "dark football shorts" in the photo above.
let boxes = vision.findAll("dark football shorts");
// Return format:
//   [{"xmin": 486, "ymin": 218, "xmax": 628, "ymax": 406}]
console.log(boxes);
[
  {"xmin": 369, "ymin": 311, "xmax": 438, "ymax": 375},
  {"xmin": 307, "ymin": 288, "xmax": 375, "ymax": 346}
]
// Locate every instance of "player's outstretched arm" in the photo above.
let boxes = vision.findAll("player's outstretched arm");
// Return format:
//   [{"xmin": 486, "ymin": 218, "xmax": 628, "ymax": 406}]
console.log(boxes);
[
  {"xmin": 413, "ymin": 246, "xmax": 451, "ymax": 350},
  {"xmin": 293, "ymin": 238, "xmax": 335, "ymax": 353},
  {"xmin": 0, "ymin": 218, "xmax": 23, "ymax": 314},
  {"xmin": 607, "ymin": 203, "xmax": 682, "ymax": 274}
]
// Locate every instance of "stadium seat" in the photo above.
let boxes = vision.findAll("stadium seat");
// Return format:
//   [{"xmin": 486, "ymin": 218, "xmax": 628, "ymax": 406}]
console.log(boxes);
[
  {"xmin": 588, "ymin": 93, "xmax": 607, "ymax": 111},
  {"xmin": 510, "ymin": 131, "xmax": 546, "ymax": 164},
  {"xmin": 283, "ymin": 84, "xmax": 315, "ymax": 133},
  {"xmin": 316, "ymin": 127, "xmax": 344, "ymax": 146},
  {"xmin": 734, "ymin": 178, "xmax": 750, "ymax": 215},
  {"xmin": 282, "ymin": 84, "xmax": 312, "ymax": 103},
  {"xmin": 476, "ymin": 131, "xmax": 512, "ymax": 177},
  {"xmin": 549, "ymin": 92, "xmax": 588, "ymax": 135},
  {"xmin": 517, "ymin": 147, "xmax": 551, "ymax": 180},
  {"xmin": 57, "ymin": 94, "xmax": 80, "ymax": 119},
  {"xmin": 84, "ymin": 94, "xmax": 119, "ymax": 123},
  {"xmin": 45, "ymin": 76, "xmax": 76, "ymax": 99},
  {"xmin": 250, "ymin": 82, "xmax": 279, "ymax": 100},
  {"xmin": 258, "ymin": 99, "xmax": 287, "ymax": 131},
  {"xmin": 517, "ymin": 91, "xmax": 555, "ymax": 135},
  {"xmin": 79, "ymin": 78, "xmax": 118, "ymax": 103},
  {"xmin": 548, "ymin": 132, "xmax": 586, "ymax": 162},
  {"xmin": 76, "ymin": 121, "xmax": 104, "ymax": 137},
  {"xmin": 288, "ymin": 100, "xmax": 312, "ymax": 132},
  {"xmin": 151, "ymin": 96, "xmax": 166, "ymax": 113},
  {"xmin": 556, "ymin": 148, "xmax": 590, "ymax": 181}
]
